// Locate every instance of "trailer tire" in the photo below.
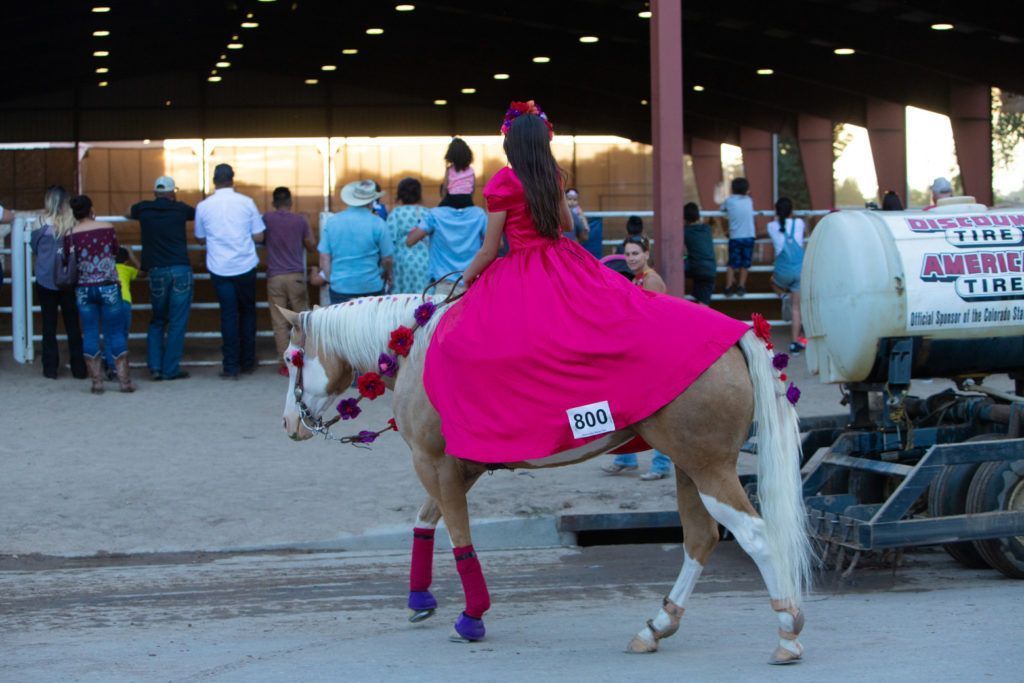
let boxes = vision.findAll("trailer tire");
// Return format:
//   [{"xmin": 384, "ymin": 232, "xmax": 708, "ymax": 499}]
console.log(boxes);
[
  {"xmin": 927, "ymin": 463, "xmax": 990, "ymax": 569},
  {"xmin": 966, "ymin": 458, "xmax": 1024, "ymax": 580}
]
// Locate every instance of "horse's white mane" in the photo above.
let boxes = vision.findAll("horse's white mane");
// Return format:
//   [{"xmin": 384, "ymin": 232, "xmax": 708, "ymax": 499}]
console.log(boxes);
[{"xmin": 302, "ymin": 294, "xmax": 452, "ymax": 372}]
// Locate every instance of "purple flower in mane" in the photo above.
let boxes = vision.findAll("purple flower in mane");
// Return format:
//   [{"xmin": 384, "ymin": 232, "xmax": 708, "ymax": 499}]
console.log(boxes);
[
  {"xmin": 337, "ymin": 398, "xmax": 362, "ymax": 420},
  {"xmin": 377, "ymin": 353, "xmax": 398, "ymax": 378},
  {"xmin": 786, "ymin": 383, "xmax": 801, "ymax": 405},
  {"xmin": 414, "ymin": 302, "xmax": 437, "ymax": 327},
  {"xmin": 355, "ymin": 430, "xmax": 378, "ymax": 444},
  {"xmin": 773, "ymin": 353, "xmax": 789, "ymax": 371}
]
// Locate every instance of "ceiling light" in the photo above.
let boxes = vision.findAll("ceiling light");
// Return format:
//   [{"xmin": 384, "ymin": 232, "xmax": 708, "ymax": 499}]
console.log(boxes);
[
  {"xmin": 143, "ymin": 139, "xmax": 151, "ymax": 144},
  {"xmin": 92, "ymin": 30, "xmax": 110, "ymax": 37},
  {"xmin": 532, "ymin": 56, "xmax": 551, "ymax": 63},
  {"xmin": 232, "ymin": 35, "xmax": 239, "ymax": 40},
  {"xmin": 208, "ymin": 76, "xmax": 222, "ymax": 82},
  {"xmin": 165, "ymin": 100, "xmax": 172, "ymax": 106},
  {"xmin": 395, "ymin": 3, "xmax": 415, "ymax": 10},
  {"xmin": 304, "ymin": 78, "xmax": 319, "ymax": 85},
  {"xmin": 640, "ymin": 99, "xmax": 649, "ymax": 105},
  {"xmin": 579, "ymin": 35, "xmax": 599, "ymax": 43},
  {"xmin": 638, "ymin": 10, "xmax": 652, "ymax": 18},
  {"xmin": 461, "ymin": 87, "xmax": 476, "ymax": 94},
  {"xmin": 342, "ymin": 48, "xmax": 358, "ymax": 55},
  {"xmin": 493, "ymin": 73, "xmax": 510, "ymax": 80},
  {"xmin": 693, "ymin": 84, "xmax": 705, "ymax": 92},
  {"xmin": 366, "ymin": 28, "xmax": 384, "ymax": 35},
  {"xmin": 216, "ymin": 61, "xmax": 231, "ymax": 68},
  {"xmin": 210, "ymin": 69, "xmax": 218, "ymax": 75},
  {"xmin": 246, "ymin": 12, "xmax": 253, "ymax": 18},
  {"xmin": 92, "ymin": 6, "xmax": 110, "ymax": 12},
  {"xmin": 98, "ymin": 81, "xmax": 109, "ymax": 87},
  {"xmin": 227, "ymin": 43, "xmax": 243, "ymax": 49},
  {"xmin": 241, "ymin": 21, "xmax": 259, "ymax": 28},
  {"xmin": 833, "ymin": 47, "xmax": 855, "ymax": 55},
  {"xmin": 95, "ymin": 67, "xmax": 109, "ymax": 74},
  {"xmin": 756, "ymin": 68, "xmax": 774, "ymax": 75},
  {"xmin": 434, "ymin": 99, "xmax": 447, "ymax": 106},
  {"xmin": 93, "ymin": 50, "xmax": 109, "ymax": 57},
  {"xmin": 321, "ymin": 64, "xmax": 337, "ymax": 71},
  {"xmin": 930, "ymin": 23, "xmax": 954, "ymax": 31}
]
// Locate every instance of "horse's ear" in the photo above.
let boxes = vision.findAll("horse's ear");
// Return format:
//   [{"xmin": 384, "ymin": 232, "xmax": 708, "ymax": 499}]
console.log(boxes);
[{"xmin": 276, "ymin": 305, "xmax": 300, "ymax": 327}]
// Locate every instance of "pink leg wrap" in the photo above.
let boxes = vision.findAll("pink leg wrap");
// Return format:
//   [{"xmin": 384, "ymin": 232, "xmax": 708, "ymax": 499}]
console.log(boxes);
[
  {"xmin": 410, "ymin": 527, "xmax": 435, "ymax": 592},
  {"xmin": 454, "ymin": 545, "xmax": 490, "ymax": 618}
]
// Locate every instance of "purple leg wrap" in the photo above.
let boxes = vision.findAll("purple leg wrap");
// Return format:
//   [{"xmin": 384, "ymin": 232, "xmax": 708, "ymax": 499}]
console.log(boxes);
[
  {"xmin": 454, "ymin": 612, "xmax": 486, "ymax": 641},
  {"xmin": 408, "ymin": 590, "xmax": 437, "ymax": 611}
]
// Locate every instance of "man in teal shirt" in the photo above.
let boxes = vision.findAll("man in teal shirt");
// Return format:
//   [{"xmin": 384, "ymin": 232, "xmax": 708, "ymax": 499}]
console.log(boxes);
[{"xmin": 315, "ymin": 180, "xmax": 395, "ymax": 304}]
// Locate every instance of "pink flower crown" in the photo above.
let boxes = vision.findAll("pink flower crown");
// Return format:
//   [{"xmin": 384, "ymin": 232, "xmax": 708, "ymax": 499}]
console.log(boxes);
[{"xmin": 501, "ymin": 100, "xmax": 554, "ymax": 139}]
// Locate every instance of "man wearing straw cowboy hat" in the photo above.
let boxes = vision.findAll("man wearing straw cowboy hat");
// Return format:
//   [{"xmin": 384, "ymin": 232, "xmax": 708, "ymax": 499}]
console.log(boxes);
[{"xmin": 311, "ymin": 179, "xmax": 394, "ymax": 305}]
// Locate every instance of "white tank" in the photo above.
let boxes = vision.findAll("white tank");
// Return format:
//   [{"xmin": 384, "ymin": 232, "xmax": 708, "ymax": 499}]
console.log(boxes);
[{"xmin": 802, "ymin": 197, "xmax": 1024, "ymax": 383}]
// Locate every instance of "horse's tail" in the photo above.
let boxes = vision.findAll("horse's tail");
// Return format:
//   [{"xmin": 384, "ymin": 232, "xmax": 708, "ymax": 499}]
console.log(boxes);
[{"xmin": 738, "ymin": 330, "xmax": 812, "ymax": 605}]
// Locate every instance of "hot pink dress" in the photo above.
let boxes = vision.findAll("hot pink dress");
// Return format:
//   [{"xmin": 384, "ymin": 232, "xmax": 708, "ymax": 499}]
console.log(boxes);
[{"xmin": 423, "ymin": 167, "xmax": 749, "ymax": 463}]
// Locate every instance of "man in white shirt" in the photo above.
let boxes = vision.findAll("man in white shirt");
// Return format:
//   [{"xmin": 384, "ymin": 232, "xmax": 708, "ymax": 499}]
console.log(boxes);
[{"xmin": 195, "ymin": 164, "xmax": 266, "ymax": 378}]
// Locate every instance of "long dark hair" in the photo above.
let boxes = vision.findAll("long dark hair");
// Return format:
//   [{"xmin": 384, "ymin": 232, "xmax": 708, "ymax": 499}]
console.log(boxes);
[
  {"xmin": 503, "ymin": 114, "xmax": 566, "ymax": 239},
  {"xmin": 775, "ymin": 196, "xmax": 793, "ymax": 223}
]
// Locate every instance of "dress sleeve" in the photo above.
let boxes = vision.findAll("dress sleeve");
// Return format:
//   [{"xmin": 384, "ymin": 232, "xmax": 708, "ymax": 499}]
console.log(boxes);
[{"xmin": 483, "ymin": 167, "xmax": 519, "ymax": 213}]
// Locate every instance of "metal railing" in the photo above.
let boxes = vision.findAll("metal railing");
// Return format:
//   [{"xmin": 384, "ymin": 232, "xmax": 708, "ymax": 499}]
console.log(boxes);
[{"xmin": 3, "ymin": 209, "xmax": 823, "ymax": 361}]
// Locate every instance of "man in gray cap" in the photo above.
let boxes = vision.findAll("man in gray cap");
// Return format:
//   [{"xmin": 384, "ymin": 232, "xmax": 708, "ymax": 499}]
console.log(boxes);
[
  {"xmin": 130, "ymin": 175, "xmax": 196, "ymax": 380},
  {"xmin": 311, "ymin": 179, "xmax": 393, "ymax": 304},
  {"xmin": 194, "ymin": 163, "xmax": 266, "ymax": 378},
  {"xmin": 927, "ymin": 177, "xmax": 954, "ymax": 208}
]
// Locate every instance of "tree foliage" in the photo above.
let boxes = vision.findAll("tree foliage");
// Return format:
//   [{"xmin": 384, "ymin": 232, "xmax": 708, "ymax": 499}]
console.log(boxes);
[
  {"xmin": 993, "ymin": 88, "xmax": 1024, "ymax": 169},
  {"xmin": 777, "ymin": 136, "xmax": 811, "ymax": 209}
]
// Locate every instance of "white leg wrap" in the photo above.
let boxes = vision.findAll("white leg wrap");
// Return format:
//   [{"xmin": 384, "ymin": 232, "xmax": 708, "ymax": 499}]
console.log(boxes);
[{"xmin": 699, "ymin": 493, "xmax": 782, "ymax": 599}]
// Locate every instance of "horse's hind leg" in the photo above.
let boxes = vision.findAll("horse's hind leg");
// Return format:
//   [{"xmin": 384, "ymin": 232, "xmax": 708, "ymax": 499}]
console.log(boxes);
[
  {"xmin": 693, "ymin": 471, "xmax": 806, "ymax": 665},
  {"xmin": 408, "ymin": 498, "xmax": 442, "ymax": 622},
  {"xmin": 627, "ymin": 468, "xmax": 719, "ymax": 653}
]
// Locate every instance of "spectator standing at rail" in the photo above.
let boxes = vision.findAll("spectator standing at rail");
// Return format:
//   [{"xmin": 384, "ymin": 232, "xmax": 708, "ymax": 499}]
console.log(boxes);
[
  {"xmin": 439, "ymin": 137, "xmax": 476, "ymax": 209},
  {"xmin": 405, "ymin": 197, "xmax": 487, "ymax": 295},
  {"xmin": 130, "ymin": 175, "xmax": 195, "ymax": 381},
  {"xmin": 30, "ymin": 186, "xmax": 87, "ymax": 380},
  {"xmin": 565, "ymin": 188, "xmax": 589, "ymax": 244},
  {"xmin": 387, "ymin": 177, "xmax": 431, "ymax": 294},
  {"xmin": 614, "ymin": 215, "xmax": 645, "ymax": 254},
  {"xmin": 881, "ymin": 190, "xmax": 904, "ymax": 211},
  {"xmin": 767, "ymin": 197, "xmax": 807, "ymax": 355},
  {"xmin": 925, "ymin": 177, "xmax": 954, "ymax": 209},
  {"xmin": 263, "ymin": 186, "xmax": 316, "ymax": 377},
  {"xmin": 194, "ymin": 164, "xmax": 265, "ymax": 379},
  {"xmin": 720, "ymin": 177, "xmax": 755, "ymax": 297},
  {"xmin": 102, "ymin": 246, "xmax": 140, "ymax": 380},
  {"xmin": 683, "ymin": 202, "xmax": 716, "ymax": 305},
  {"xmin": 311, "ymin": 179, "xmax": 394, "ymax": 304}
]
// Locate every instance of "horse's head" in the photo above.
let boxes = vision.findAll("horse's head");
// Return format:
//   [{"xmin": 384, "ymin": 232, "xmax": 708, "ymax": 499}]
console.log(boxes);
[{"xmin": 279, "ymin": 306, "xmax": 355, "ymax": 440}]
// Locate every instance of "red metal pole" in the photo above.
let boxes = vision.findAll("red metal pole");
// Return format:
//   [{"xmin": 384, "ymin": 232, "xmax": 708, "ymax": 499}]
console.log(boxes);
[{"xmin": 650, "ymin": 0, "xmax": 685, "ymax": 297}]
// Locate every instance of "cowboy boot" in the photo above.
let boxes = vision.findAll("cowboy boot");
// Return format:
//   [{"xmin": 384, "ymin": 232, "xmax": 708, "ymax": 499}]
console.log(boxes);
[
  {"xmin": 84, "ymin": 353, "xmax": 105, "ymax": 394},
  {"xmin": 114, "ymin": 352, "xmax": 136, "ymax": 393}
]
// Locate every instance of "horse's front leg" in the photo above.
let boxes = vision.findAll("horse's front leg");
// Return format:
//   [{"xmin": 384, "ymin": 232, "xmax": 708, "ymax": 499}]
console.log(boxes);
[{"xmin": 408, "ymin": 497, "xmax": 442, "ymax": 623}]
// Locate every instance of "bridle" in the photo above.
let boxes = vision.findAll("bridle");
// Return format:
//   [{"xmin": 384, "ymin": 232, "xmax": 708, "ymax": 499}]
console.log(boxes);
[{"xmin": 291, "ymin": 314, "xmax": 345, "ymax": 441}]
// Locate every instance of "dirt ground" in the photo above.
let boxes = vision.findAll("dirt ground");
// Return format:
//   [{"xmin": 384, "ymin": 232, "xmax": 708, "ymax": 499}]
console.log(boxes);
[{"xmin": 0, "ymin": 331, "xmax": 1015, "ymax": 557}]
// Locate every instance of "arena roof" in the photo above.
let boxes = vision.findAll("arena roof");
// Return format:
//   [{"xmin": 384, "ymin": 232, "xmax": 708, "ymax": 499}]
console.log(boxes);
[{"xmin": 1, "ymin": 1, "xmax": 1021, "ymax": 143}]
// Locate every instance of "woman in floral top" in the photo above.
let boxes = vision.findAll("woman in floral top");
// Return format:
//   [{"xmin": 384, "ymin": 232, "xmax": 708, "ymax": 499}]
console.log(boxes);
[
  {"xmin": 386, "ymin": 177, "xmax": 430, "ymax": 294},
  {"xmin": 69, "ymin": 195, "xmax": 135, "ymax": 393}
]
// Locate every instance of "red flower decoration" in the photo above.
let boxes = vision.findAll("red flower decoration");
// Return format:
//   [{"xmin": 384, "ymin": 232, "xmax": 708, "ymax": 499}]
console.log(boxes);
[
  {"xmin": 357, "ymin": 372, "xmax": 386, "ymax": 400},
  {"xmin": 289, "ymin": 350, "xmax": 304, "ymax": 368},
  {"xmin": 780, "ymin": 373, "xmax": 787, "ymax": 382},
  {"xmin": 501, "ymin": 99, "xmax": 554, "ymax": 138},
  {"xmin": 388, "ymin": 417, "xmax": 398, "ymax": 432},
  {"xmin": 388, "ymin": 326, "xmax": 415, "ymax": 357},
  {"xmin": 751, "ymin": 313, "xmax": 772, "ymax": 344}
]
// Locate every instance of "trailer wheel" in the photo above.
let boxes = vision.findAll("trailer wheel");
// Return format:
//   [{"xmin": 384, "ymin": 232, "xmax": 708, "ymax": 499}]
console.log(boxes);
[
  {"xmin": 927, "ymin": 463, "xmax": 990, "ymax": 569},
  {"xmin": 966, "ymin": 458, "xmax": 1024, "ymax": 580}
]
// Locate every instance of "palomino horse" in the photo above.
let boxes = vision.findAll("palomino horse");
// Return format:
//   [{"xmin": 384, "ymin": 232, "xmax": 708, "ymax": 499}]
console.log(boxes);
[{"xmin": 279, "ymin": 295, "xmax": 811, "ymax": 664}]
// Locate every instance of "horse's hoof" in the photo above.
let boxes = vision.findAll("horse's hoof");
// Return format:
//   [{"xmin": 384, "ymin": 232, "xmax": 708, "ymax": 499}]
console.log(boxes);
[
  {"xmin": 769, "ymin": 645, "xmax": 803, "ymax": 665},
  {"xmin": 408, "ymin": 590, "xmax": 438, "ymax": 612},
  {"xmin": 450, "ymin": 612, "xmax": 485, "ymax": 642},
  {"xmin": 626, "ymin": 633, "xmax": 658, "ymax": 654},
  {"xmin": 409, "ymin": 608, "xmax": 435, "ymax": 623}
]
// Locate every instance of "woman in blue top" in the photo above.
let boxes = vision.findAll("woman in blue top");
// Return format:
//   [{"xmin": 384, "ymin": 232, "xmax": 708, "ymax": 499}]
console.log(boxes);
[
  {"xmin": 386, "ymin": 177, "xmax": 430, "ymax": 294},
  {"xmin": 767, "ymin": 197, "xmax": 807, "ymax": 354}
]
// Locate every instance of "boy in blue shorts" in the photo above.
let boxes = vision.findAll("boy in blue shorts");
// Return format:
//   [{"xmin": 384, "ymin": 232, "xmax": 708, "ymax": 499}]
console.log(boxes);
[{"xmin": 721, "ymin": 177, "xmax": 755, "ymax": 297}]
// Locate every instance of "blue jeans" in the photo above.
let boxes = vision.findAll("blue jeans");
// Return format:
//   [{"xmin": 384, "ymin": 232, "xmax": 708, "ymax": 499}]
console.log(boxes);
[
  {"xmin": 613, "ymin": 450, "xmax": 672, "ymax": 474},
  {"xmin": 103, "ymin": 300, "xmax": 132, "ymax": 368},
  {"xmin": 329, "ymin": 288, "xmax": 384, "ymax": 305},
  {"xmin": 76, "ymin": 284, "xmax": 126, "ymax": 358},
  {"xmin": 148, "ymin": 266, "xmax": 193, "ymax": 376},
  {"xmin": 211, "ymin": 268, "xmax": 257, "ymax": 374}
]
